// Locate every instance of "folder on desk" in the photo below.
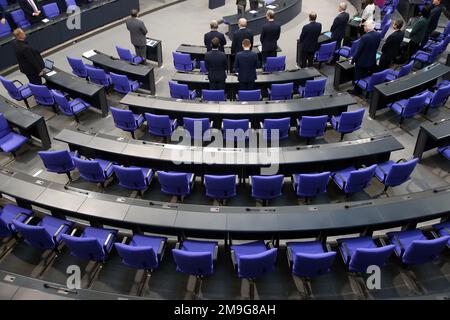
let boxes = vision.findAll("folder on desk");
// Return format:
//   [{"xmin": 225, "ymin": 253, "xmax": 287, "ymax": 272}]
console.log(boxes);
[{"xmin": 83, "ymin": 50, "xmax": 97, "ymax": 58}]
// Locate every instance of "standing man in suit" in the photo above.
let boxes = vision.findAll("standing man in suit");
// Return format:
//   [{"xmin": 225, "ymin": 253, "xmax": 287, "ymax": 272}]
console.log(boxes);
[
  {"xmin": 348, "ymin": 20, "xmax": 382, "ymax": 94},
  {"xmin": 204, "ymin": 20, "xmax": 227, "ymax": 52},
  {"xmin": 379, "ymin": 20, "xmax": 404, "ymax": 70},
  {"xmin": 12, "ymin": 28, "xmax": 44, "ymax": 85},
  {"xmin": 426, "ymin": 0, "xmax": 442, "ymax": 39},
  {"xmin": 231, "ymin": 18, "xmax": 254, "ymax": 55},
  {"xmin": 125, "ymin": 9, "xmax": 148, "ymax": 61},
  {"xmin": 236, "ymin": 0, "xmax": 246, "ymax": 15},
  {"xmin": 330, "ymin": 2, "xmax": 350, "ymax": 50},
  {"xmin": 260, "ymin": 10, "xmax": 281, "ymax": 65},
  {"xmin": 234, "ymin": 39, "xmax": 258, "ymax": 90},
  {"xmin": 408, "ymin": 8, "xmax": 430, "ymax": 57},
  {"xmin": 299, "ymin": 12, "xmax": 322, "ymax": 68},
  {"xmin": 205, "ymin": 37, "xmax": 228, "ymax": 90},
  {"xmin": 18, "ymin": 0, "xmax": 42, "ymax": 25}
]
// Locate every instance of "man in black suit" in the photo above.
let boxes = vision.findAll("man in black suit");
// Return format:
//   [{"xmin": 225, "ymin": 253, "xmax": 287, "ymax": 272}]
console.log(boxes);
[
  {"xmin": 236, "ymin": 0, "xmax": 246, "ymax": 15},
  {"xmin": 234, "ymin": 39, "xmax": 258, "ymax": 90},
  {"xmin": 379, "ymin": 20, "xmax": 404, "ymax": 71},
  {"xmin": 330, "ymin": 2, "xmax": 350, "ymax": 50},
  {"xmin": 18, "ymin": 0, "xmax": 43, "ymax": 25},
  {"xmin": 12, "ymin": 28, "xmax": 44, "ymax": 85},
  {"xmin": 299, "ymin": 12, "xmax": 322, "ymax": 68},
  {"xmin": 231, "ymin": 18, "xmax": 254, "ymax": 55},
  {"xmin": 348, "ymin": 20, "xmax": 381, "ymax": 94},
  {"xmin": 260, "ymin": 10, "xmax": 281, "ymax": 64},
  {"xmin": 205, "ymin": 37, "xmax": 228, "ymax": 90},
  {"xmin": 426, "ymin": 0, "xmax": 442, "ymax": 39},
  {"xmin": 204, "ymin": 20, "xmax": 227, "ymax": 52}
]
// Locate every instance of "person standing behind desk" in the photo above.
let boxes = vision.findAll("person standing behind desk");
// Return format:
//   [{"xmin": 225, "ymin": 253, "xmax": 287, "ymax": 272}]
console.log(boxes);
[
  {"xmin": 299, "ymin": 12, "xmax": 322, "ymax": 68},
  {"xmin": 12, "ymin": 28, "xmax": 44, "ymax": 85},
  {"xmin": 18, "ymin": 0, "xmax": 43, "ymax": 25},
  {"xmin": 260, "ymin": 10, "xmax": 281, "ymax": 65},
  {"xmin": 231, "ymin": 18, "xmax": 254, "ymax": 55},
  {"xmin": 205, "ymin": 37, "xmax": 228, "ymax": 90},
  {"xmin": 204, "ymin": 20, "xmax": 227, "ymax": 52},
  {"xmin": 426, "ymin": 0, "xmax": 442, "ymax": 40},
  {"xmin": 379, "ymin": 20, "xmax": 404, "ymax": 71},
  {"xmin": 408, "ymin": 8, "xmax": 430, "ymax": 57},
  {"xmin": 234, "ymin": 39, "xmax": 258, "ymax": 90},
  {"xmin": 125, "ymin": 9, "xmax": 148, "ymax": 61},
  {"xmin": 236, "ymin": 0, "xmax": 247, "ymax": 15},
  {"xmin": 330, "ymin": 2, "xmax": 350, "ymax": 51}
]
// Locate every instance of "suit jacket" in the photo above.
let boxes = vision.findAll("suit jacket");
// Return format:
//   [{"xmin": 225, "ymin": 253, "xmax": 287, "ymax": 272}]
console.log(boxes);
[
  {"xmin": 13, "ymin": 39, "xmax": 44, "ymax": 75},
  {"xmin": 231, "ymin": 28, "xmax": 254, "ymax": 54},
  {"xmin": 18, "ymin": 0, "xmax": 42, "ymax": 23},
  {"xmin": 260, "ymin": 21, "xmax": 281, "ymax": 52},
  {"xmin": 428, "ymin": 5, "xmax": 442, "ymax": 33},
  {"xmin": 125, "ymin": 17, "xmax": 148, "ymax": 47},
  {"xmin": 381, "ymin": 29, "xmax": 404, "ymax": 61},
  {"xmin": 352, "ymin": 30, "xmax": 381, "ymax": 68},
  {"xmin": 330, "ymin": 11, "xmax": 350, "ymax": 43},
  {"xmin": 234, "ymin": 50, "xmax": 258, "ymax": 82},
  {"xmin": 205, "ymin": 49, "xmax": 228, "ymax": 82},
  {"xmin": 409, "ymin": 17, "xmax": 429, "ymax": 44},
  {"xmin": 204, "ymin": 30, "xmax": 227, "ymax": 52},
  {"xmin": 300, "ymin": 21, "xmax": 322, "ymax": 53}
]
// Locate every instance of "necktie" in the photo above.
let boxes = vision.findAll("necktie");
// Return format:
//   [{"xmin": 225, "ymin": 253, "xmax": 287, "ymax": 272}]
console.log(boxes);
[{"xmin": 28, "ymin": 0, "xmax": 39, "ymax": 13}]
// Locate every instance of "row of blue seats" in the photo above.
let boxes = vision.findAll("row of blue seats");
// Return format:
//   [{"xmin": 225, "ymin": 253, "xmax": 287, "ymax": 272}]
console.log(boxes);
[
  {"xmin": 38, "ymin": 149, "xmax": 419, "ymax": 201},
  {"xmin": 0, "ymin": 203, "xmax": 448, "ymax": 294}
]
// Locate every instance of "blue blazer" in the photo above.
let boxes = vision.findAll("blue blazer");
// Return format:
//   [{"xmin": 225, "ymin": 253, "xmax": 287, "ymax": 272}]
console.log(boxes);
[
  {"xmin": 205, "ymin": 50, "xmax": 228, "ymax": 82},
  {"xmin": 260, "ymin": 21, "xmax": 281, "ymax": 52},
  {"xmin": 204, "ymin": 30, "xmax": 227, "ymax": 52},
  {"xmin": 352, "ymin": 31, "xmax": 381, "ymax": 68},
  {"xmin": 234, "ymin": 50, "xmax": 258, "ymax": 82},
  {"xmin": 299, "ymin": 21, "xmax": 322, "ymax": 53},
  {"xmin": 231, "ymin": 28, "xmax": 254, "ymax": 54}
]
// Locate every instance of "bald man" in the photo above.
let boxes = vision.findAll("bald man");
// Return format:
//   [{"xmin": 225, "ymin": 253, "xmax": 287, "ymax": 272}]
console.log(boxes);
[
  {"xmin": 231, "ymin": 18, "xmax": 254, "ymax": 55},
  {"xmin": 204, "ymin": 20, "xmax": 227, "ymax": 52},
  {"xmin": 330, "ymin": 2, "xmax": 350, "ymax": 50},
  {"xmin": 12, "ymin": 28, "xmax": 44, "ymax": 85}
]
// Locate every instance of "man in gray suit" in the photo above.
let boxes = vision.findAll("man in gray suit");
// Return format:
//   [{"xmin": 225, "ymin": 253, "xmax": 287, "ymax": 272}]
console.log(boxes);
[{"xmin": 125, "ymin": 9, "xmax": 148, "ymax": 61}]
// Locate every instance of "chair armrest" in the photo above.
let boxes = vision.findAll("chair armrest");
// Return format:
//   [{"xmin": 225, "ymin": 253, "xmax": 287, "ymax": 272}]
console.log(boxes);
[
  {"xmin": 230, "ymin": 250, "xmax": 237, "ymax": 269},
  {"xmin": 396, "ymin": 158, "xmax": 407, "ymax": 163},
  {"xmin": 209, "ymin": 120, "xmax": 214, "ymax": 129},
  {"xmin": 103, "ymin": 232, "xmax": 114, "ymax": 254},
  {"xmin": 259, "ymin": 121, "xmax": 264, "ymax": 129},
  {"xmin": 325, "ymin": 243, "xmax": 332, "ymax": 253},
  {"xmin": 334, "ymin": 173, "xmax": 346, "ymax": 189},
  {"xmin": 157, "ymin": 239, "xmax": 165, "ymax": 258},
  {"xmin": 70, "ymin": 228, "xmax": 77, "ymax": 236},
  {"xmin": 145, "ymin": 169, "xmax": 153, "ymax": 185},
  {"xmin": 174, "ymin": 242, "xmax": 181, "ymax": 250},
  {"xmin": 135, "ymin": 114, "xmax": 144, "ymax": 126},
  {"xmin": 377, "ymin": 165, "xmax": 387, "ymax": 181},
  {"xmin": 103, "ymin": 162, "xmax": 113, "ymax": 177},
  {"xmin": 213, "ymin": 245, "xmax": 218, "ymax": 261},
  {"xmin": 286, "ymin": 247, "xmax": 293, "ymax": 269},
  {"xmin": 341, "ymin": 242, "xmax": 351, "ymax": 266},
  {"xmin": 53, "ymin": 224, "xmax": 69, "ymax": 244},
  {"xmin": 121, "ymin": 236, "xmax": 129, "ymax": 244},
  {"xmin": 392, "ymin": 235, "xmax": 405, "ymax": 257},
  {"xmin": 331, "ymin": 116, "xmax": 339, "ymax": 128}
]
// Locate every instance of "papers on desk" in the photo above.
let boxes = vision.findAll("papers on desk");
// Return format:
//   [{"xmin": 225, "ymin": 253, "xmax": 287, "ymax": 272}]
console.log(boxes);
[
  {"xmin": 41, "ymin": 18, "xmax": 50, "ymax": 23},
  {"xmin": 406, "ymin": 28, "xmax": 412, "ymax": 33},
  {"xmin": 266, "ymin": 5, "xmax": 277, "ymax": 9},
  {"xmin": 353, "ymin": 16, "xmax": 362, "ymax": 22},
  {"xmin": 147, "ymin": 39, "xmax": 157, "ymax": 47},
  {"xmin": 324, "ymin": 31, "xmax": 332, "ymax": 38},
  {"xmin": 403, "ymin": 38, "xmax": 411, "ymax": 43},
  {"xmin": 249, "ymin": 10, "xmax": 258, "ymax": 14},
  {"xmin": 46, "ymin": 71, "xmax": 57, "ymax": 77},
  {"xmin": 83, "ymin": 50, "xmax": 97, "ymax": 58},
  {"xmin": 258, "ymin": 45, "xmax": 262, "ymax": 52}
]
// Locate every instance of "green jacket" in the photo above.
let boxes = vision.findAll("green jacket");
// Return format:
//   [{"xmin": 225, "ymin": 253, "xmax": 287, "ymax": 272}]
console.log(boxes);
[{"xmin": 409, "ymin": 17, "xmax": 429, "ymax": 44}]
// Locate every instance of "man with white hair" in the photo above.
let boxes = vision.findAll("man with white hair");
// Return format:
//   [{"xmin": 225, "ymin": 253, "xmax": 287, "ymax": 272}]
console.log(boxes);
[
  {"xmin": 330, "ymin": 2, "xmax": 350, "ymax": 50},
  {"xmin": 348, "ymin": 19, "xmax": 381, "ymax": 95},
  {"xmin": 231, "ymin": 18, "xmax": 254, "ymax": 55}
]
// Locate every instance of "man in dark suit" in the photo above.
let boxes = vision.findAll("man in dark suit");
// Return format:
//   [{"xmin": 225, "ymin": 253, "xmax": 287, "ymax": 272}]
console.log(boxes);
[
  {"xmin": 231, "ymin": 18, "xmax": 254, "ymax": 55},
  {"xmin": 205, "ymin": 37, "xmax": 228, "ymax": 90},
  {"xmin": 204, "ymin": 20, "xmax": 227, "ymax": 52},
  {"xmin": 234, "ymin": 39, "xmax": 258, "ymax": 90},
  {"xmin": 379, "ymin": 20, "xmax": 404, "ymax": 70},
  {"xmin": 18, "ymin": 0, "xmax": 42, "ymax": 25},
  {"xmin": 426, "ymin": 0, "xmax": 442, "ymax": 39},
  {"xmin": 236, "ymin": 0, "xmax": 246, "ymax": 15},
  {"xmin": 125, "ymin": 9, "xmax": 148, "ymax": 60},
  {"xmin": 12, "ymin": 28, "xmax": 44, "ymax": 85},
  {"xmin": 330, "ymin": 2, "xmax": 350, "ymax": 50},
  {"xmin": 348, "ymin": 20, "xmax": 382, "ymax": 94},
  {"xmin": 299, "ymin": 12, "xmax": 322, "ymax": 68},
  {"xmin": 260, "ymin": 10, "xmax": 281, "ymax": 64}
]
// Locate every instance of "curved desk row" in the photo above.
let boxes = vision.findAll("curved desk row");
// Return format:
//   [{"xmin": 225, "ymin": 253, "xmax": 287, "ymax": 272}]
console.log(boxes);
[
  {"xmin": 171, "ymin": 67, "xmax": 322, "ymax": 100},
  {"xmin": 120, "ymin": 93, "xmax": 356, "ymax": 125},
  {"xmin": 0, "ymin": 168, "xmax": 448, "ymax": 240},
  {"xmin": 0, "ymin": 0, "xmax": 139, "ymax": 71},
  {"xmin": 54, "ymin": 129, "xmax": 404, "ymax": 177}
]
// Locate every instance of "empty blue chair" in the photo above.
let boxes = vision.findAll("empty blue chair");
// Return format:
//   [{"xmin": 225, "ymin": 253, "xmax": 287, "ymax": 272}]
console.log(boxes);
[
  {"xmin": 412, "ymin": 41, "xmax": 443, "ymax": 67},
  {"xmin": 335, "ymin": 38, "xmax": 360, "ymax": 59},
  {"xmin": 269, "ymin": 82, "xmax": 294, "ymax": 100},
  {"xmin": 114, "ymin": 234, "xmax": 167, "ymax": 295},
  {"xmin": 65, "ymin": 0, "xmax": 78, "ymax": 10},
  {"xmin": 85, "ymin": 66, "xmax": 111, "ymax": 88},
  {"xmin": 110, "ymin": 107, "xmax": 144, "ymax": 139},
  {"xmin": 52, "ymin": 90, "xmax": 90, "ymax": 122},
  {"xmin": 0, "ymin": 204, "xmax": 32, "ymax": 239},
  {"xmin": 222, "ymin": 118, "xmax": 250, "ymax": 141},
  {"xmin": 73, "ymin": 157, "xmax": 114, "ymax": 187},
  {"xmin": 204, "ymin": 174, "xmax": 237, "ymax": 203},
  {"xmin": 172, "ymin": 52, "xmax": 195, "ymax": 72},
  {"xmin": 261, "ymin": 117, "xmax": 290, "ymax": 140},
  {"xmin": 331, "ymin": 108, "xmax": 365, "ymax": 140},
  {"xmin": 157, "ymin": 171, "xmax": 194, "ymax": 200},
  {"xmin": 0, "ymin": 113, "xmax": 28, "ymax": 155},
  {"xmin": 337, "ymin": 236, "xmax": 395, "ymax": 273},
  {"xmin": 0, "ymin": 76, "xmax": 33, "ymax": 108},
  {"xmin": 331, "ymin": 165, "xmax": 377, "ymax": 197},
  {"xmin": 298, "ymin": 78, "xmax": 326, "ymax": 98},
  {"xmin": 38, "ymin": 150, "xmax": 77, "ymax": 180},
  {"xmin": 297, "ymin": 115, "xmax": 328, "ymax": 143},
  {"xmin": 237, "ymin": 89, "xmax": 261, "ymax": 101},
  {"xmin": 423, "ymin": 34, "xmax": 450, "ymax": 54},
  {"xmin": 292, "ymin": 172, "xmax": 330, "ymax": 201},
  {"xmin": 355, "ymin": 69, "xmax": 388, "ymax": 96},
  {"xmin": 264, "ymin": 56, "xmax": 286, "ymax": 72},
  {"xmin": 42, "ymin": 3, "xmax": 60, "ymax": 19},
  {"xmin": 183, "ymin": 117, "xmax": 212, "ymax": 140},
  {"xmin": 250, "ymin": 175, "xmax": 284, "ymax": 205},
  {"xmin": 144, "ymin": 113, "xmax": 178, "ymax": 138},
  {"xmin": 202, "ymin": 89, "xmax": 225, "ymax": 102},
  {"xmin": 116, "ymin": 46, "xmax": 144, "ymax": 64},
  {"xmin": 28, "ymin": 84, "xmax": 57, "ymax": 112},
  {"xmin": 430, "ymin": 21, "xmax": 450, "ymax": 42},
  {"xmin": 169, "ymin": 81, "xmax": 197, "ymax": 100},
  {"xmin": 432, "ymin": 221, "xmax": 450, "ymax": 246},
  {"xmin": 375, "ymin": 158, "xmax": 418, "ymax": 191},
  {"xmin": 10, "ymin": 9, "xmax": 31, "ymax": 29},
  {"xmin": 388, "ymin": 91, "xmax": 428, "ymax": 124},
  {"xmin": 315, "ymin": 41, "xmax": 337, "ymax": 67},
  {"xmin": 0, "ymin": 20, "xmax": 11, "ymax": 37},
  {"xmin": 424, "ymin": 83, "xmax": 450, "ymax": 113},
  {"xmin": 67, "ymin": 57, "xmax": 88, "ymax": 78},
  {"xmin": 110, "ymin": 72, "xmax": 140, "ymax": 94},
  {"xmin": 113, "ymin": 165, "xmax": 154, "ymax": 196},
  {"xmin": 386, "ymin": 60, "xmax": 414, "ymax": 81},
  {"xmin": 387, "ymin": 229, "xmax": 449, "ymax": 265},
  {"xmin": 438, "ymin": 145, "xmax": 449, "ymax": 160}
]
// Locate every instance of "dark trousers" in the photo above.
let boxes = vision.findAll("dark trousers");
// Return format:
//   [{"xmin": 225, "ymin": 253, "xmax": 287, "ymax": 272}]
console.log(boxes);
[
  {"xmin": 261, "ymin": 49, "xmax": 277, "ymax": 65},
  {"xmin": 134, "ymin": 45, "xmax": 147, "ymax": 59},
  {"xmin": 408, "ymin": 41, "xmax": 420, "ymax": 59},
  {"xmin": 300, "ymin": 51, "xmax": 315, "ymax": 68},
  {"xmin": 237, "ymin": 4, "xmax": 246, "ymax": 14},
  {"xmin": 209, "ymin": 81, "xmax": 225, "ymax": 90},
  {"xmin": 25, "ymin": 73, "xmax": 43, "ymax": 85},
  {"xmin": 239, "ymin": 81, "xmax": 255, "ymax": 90},
  {"xmin": 378, "ymin": 55, "xmax": 392, "ymax": 71}
]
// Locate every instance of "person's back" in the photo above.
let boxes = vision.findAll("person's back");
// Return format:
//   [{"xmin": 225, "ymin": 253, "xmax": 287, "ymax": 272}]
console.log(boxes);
[
  {"xmin": 12, "ymin": 28, "xmax": 44, "ymax": 84},
  {"xmin": 330, "ymin": 4, "xmax": 350, "ymax": 45},
  {"xmin": 353, "ymin": 30, "xmax": 381, "ymax": 68},
  {"xmin": 204, "ymin": 31, "xmax": 226, "ymax": 51},
  {"xmin": 234, "ymin": 41, "xmax": 258, "ymax": 87},
  {"xmin": 125, "ymin": 16, "xmax": 147, "ymax": 47},
  {"xmin": 410, "ymin": 16, "xmax": 429, "ymax": 45},
  {"xmin": 205, "ymin": 39, "xmax": 228, "ymax": 90},
  {"xmin": 231, "ymin": 20, "xmax": 254, "ymax": 54},
  {"xmin": 428, "ymin": 2, "xmax": 442, "ymax": 34},
  {"xmin": 300, "ymin": 21, "xmax": 322, "ymax": 53},
  {"xmin": 261, "ymin": 21, "xmax": 281, "ymax": 52}
]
